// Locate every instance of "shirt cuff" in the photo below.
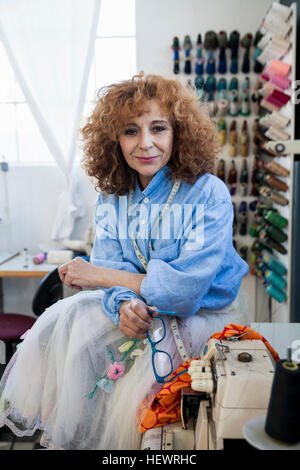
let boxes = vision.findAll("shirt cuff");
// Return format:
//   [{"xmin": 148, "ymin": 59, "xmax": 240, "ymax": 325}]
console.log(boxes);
[{"xmin": 101, "ymin": 286, "xmax": 143, "ymax": 325}]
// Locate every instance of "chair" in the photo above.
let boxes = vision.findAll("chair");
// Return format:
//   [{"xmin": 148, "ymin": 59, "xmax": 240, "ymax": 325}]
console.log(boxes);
[{"xmin": 0, "ymin": 267, "xmax": 63, "ymax": 363}]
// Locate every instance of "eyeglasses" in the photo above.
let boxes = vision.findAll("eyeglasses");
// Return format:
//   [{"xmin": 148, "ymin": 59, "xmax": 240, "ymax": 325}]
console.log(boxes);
[
  {"xmin": 147, "ymin": 315, "xmax": 174, "ymax": 383},
  {"xmin": 147, "ymin": 311, "xmax": 188, "ymax": 384}
]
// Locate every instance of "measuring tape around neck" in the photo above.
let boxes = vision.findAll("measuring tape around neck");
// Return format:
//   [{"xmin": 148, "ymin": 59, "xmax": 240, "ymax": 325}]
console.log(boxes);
[
  {"xmin": 127, "ymin": 179, "xmax": 190, "ymax": 363},
  {"xmin": 128, "ymin": 179, "xmax": 181, "ymax": 258}
]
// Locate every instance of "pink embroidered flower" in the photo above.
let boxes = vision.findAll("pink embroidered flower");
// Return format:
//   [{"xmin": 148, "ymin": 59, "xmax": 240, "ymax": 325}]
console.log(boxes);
[{"xmin": 107, "ymin": 362, "xmax": 125, "ymax": 380}]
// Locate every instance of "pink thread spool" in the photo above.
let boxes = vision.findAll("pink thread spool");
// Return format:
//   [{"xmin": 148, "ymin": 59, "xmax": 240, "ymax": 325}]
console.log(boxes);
[{"xmin": 33, "ymin": 253, "xmax": 46, "ymax": 265}]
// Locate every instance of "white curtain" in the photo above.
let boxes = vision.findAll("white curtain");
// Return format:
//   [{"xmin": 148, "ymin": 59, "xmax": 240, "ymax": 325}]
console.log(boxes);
[{"xmin": 0, "ymin": 0, "xmax": 101, "ymax": 240}]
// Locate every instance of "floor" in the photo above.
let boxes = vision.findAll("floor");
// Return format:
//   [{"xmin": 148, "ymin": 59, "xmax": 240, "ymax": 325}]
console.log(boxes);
[
  {"xmin": 0, "ymin": 430, "xmax": 39, "ymax": 450},
  {"xmin": 0, "ymin": 363, "xmax": 40, "ymax": 450}
]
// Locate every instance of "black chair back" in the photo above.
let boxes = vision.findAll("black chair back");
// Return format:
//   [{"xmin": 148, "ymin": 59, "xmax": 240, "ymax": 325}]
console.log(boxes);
[{"xmin": 32, "ymin": 267, "xmax": 63, "ymax": 316}]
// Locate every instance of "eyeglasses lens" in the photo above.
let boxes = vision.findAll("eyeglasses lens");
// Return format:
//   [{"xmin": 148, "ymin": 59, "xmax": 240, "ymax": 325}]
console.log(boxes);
[
  {"xmin": 148, "ymin": 318, "xmax": 164, "ymax": 343},
  {"xmin": 153, "ymin": 351, "xmax": 173, "ymax": 378}
]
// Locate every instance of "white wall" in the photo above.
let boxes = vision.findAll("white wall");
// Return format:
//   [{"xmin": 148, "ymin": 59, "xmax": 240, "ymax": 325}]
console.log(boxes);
[
  {"xmin": 1, "ymin": 0, "xmax": 275, "ymax": 318},
  {"xmin": 135, "ymin": 0, "xmax": 275, "ymax": 323},
  {"xmin": 136, "ymin": 0, "xmax": 275, "ymax": 76},
  {"xmin": 0, "ymin": 164, "xmax": 97, "ymax": 314},
  {"xmin": 0, "ymin": 164, "xmax": 96, "ymax": 254}
]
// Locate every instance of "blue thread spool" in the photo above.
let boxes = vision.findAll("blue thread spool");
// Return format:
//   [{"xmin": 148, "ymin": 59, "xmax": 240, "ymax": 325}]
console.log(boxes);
[
  {"xmin": 229, "ymin": 77, "xmax": 239, "ymax": 91},
  {"xmin": 230, "ymin": 58, "xmax": 238, "ymax": 74},
  {"xmin": 242, "ymin": 50, "xmax": 250, "ymax": 73},
  {"xmin": 218, "ymin": 48, "xmax": 227, "ymax": 74},
  {"xmin": 206, "ymin": 52, "xmax": 216, "ymax": 75},
  {"xmin": 218, "ymin": 77, "xmax": 227, "ymax": 92},
  {"xmin": 205, "ymin": 76, "xmax": 216, "ymax": 93},
  {"xmin": 195, "ymin": 58, "xmax": 204, "ymax": 75}
]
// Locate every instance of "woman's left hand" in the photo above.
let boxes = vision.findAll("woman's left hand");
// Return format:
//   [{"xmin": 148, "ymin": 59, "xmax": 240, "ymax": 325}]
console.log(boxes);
[{"xmin": 58, "ymin": 257, "xmax": 102, "ymax": 290}]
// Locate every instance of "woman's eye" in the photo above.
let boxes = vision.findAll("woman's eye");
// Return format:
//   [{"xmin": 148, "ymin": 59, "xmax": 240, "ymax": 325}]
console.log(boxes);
[
  {"xmin": 152, "ymin": 126, "xmax": 166, "ymax": 132},
  {"xmin": 124, "ymin": 128, "xmax": 137, "ymax": 135}
]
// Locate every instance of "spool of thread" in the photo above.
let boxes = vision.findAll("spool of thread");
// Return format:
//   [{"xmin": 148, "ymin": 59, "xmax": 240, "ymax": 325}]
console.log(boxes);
[
  {"xmin": 259, "ymin": 232, "xmax": 287, "ymax": 255},
  {"xmin": 33, "ymin": 253, "xmax": 46, "ymax": 265},
  {"xmin": 218, "ymin": 129, "xmax": 226, "ymax": 146},
  {"xmin": 241, "ymin": 50, "xmax": 250, "ymax": 73},
  {"xmin": 264, "ymin": 210, "xmax": 288, "ymax": 229},
  {"xmin": 265, "ymin": 174, "xmax": 289, "ymax": 192},
  {"xmin": 265, "ymin": 269, "xmax": 287, "ymax": 291},
  {"xmin": 265, "ymin": 359, "xmax": 300, "ymax": 444},
  {"xmin": 269, "ymin": 190, "xmax": 289, "ymax": 207},
  {"xmin": 249, "ymin": 223, "xmax": 260, "ymax": 237},
  {"xmin": 230, "ymin": 57, "xmax": 238, "ymax": 74},
  {"xmin": 262, "ymin": 254, "xmax": 287, "ymax": 276},
  {"xmin": 46, "ymin": 250, "xmax": 74, "ymax": 265},
  {"xmin": 241, "ymin": 92, "xmax": 250, "ymax": 116},
  {"xmin": 218, "ymin": 48, "xmax": 227, "ymax": 74},
  {"xmin": 266, "ymin": 284, "xmax": 286, "ymax": 302},
  {"xmin": 264, "ymin": 161, "xmax": 289, "ymax": 178},
  {"xmin": 229, "ymin": 90, "xmax": 239, "ymax": 117},
  {"xmin": 217, "ymin": 99, "xmax": 229, "ymax": 117}
]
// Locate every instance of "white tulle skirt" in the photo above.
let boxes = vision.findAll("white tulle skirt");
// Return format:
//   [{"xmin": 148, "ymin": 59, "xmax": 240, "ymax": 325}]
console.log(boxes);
[{"xmin": 0, "ymin": 288, "xmax": 248, "ymax": 450}]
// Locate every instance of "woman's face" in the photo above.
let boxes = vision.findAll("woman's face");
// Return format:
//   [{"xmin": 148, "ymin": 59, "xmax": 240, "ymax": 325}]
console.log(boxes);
[{"xmin": 119, "ymin": 99, "xmax": 173, "ymax": 189}]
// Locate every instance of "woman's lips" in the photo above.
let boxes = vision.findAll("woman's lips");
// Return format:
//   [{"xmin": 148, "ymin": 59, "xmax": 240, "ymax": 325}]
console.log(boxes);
[{"xmin": 135, "ymin": 156, "xmax": 159, "ymax": 162}]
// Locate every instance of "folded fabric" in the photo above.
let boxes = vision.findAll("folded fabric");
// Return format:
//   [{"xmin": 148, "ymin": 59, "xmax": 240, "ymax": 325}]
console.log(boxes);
[
  {"xmin": 259, "ymin": 110, "xmax": 290, "ymax": 129},
  {"xmin": 266, "ymin": 60, "xmax": 291, "ymax": 77},
  {"xmin": 261, "ymin": 70, "xmax": 291, "ymax": 90},
  {"xmin": 265, "ymin": 88, "xmax": 291, "ymax": 108},
  {"xmin": 137, "ymin": 324, "xmax": 280, "ymax": 434},
  {"xmin": 258, "ymin": 45, "xmax": 289, "ymax": 66}
]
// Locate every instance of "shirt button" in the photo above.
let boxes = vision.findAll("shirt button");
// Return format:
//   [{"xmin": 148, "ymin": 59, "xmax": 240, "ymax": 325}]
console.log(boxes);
[
  {"xmin": 141, "ymin": 220, "xmax": 146, "ymax": 225},
  {"xmin": 144, "ymin": 198, "xmax": 149, "ymax": 203}
]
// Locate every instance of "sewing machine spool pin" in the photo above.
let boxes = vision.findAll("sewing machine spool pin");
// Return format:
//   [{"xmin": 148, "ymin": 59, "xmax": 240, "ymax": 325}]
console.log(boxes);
[{"xmin": 215, "ymin": 342, "xmax": 229, "ymax": 360}]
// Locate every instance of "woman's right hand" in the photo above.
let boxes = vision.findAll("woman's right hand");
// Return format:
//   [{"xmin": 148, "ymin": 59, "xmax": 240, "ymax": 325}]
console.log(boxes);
[{"xmin": 119, "ymin": 299, "xmax": 158, "ymax": 339}]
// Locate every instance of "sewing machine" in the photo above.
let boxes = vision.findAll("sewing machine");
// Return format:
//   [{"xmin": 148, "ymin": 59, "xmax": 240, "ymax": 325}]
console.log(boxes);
[{"xmin": 141, "ymin": 338, "xmax": 275, "ymax": 450}]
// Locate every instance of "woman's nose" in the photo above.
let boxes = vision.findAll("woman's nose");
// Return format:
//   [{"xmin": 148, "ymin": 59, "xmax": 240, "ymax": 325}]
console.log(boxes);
[{"xmin": 138, "ymin": 129, "xmax": 154, "ymax": 149}]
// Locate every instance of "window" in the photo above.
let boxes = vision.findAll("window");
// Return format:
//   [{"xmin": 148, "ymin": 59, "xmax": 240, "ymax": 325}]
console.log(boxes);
[
  {"xmin": 85, "ymin": 0, "xmax": 136, "ymax": 115},
  {"xmin": 0, "ymin": 0, "xmax": 136, "ymax": 164}
]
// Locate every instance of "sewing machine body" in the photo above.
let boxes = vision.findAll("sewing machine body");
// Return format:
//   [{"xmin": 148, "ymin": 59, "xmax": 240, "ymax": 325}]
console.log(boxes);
[{"xmin": 141, "ymin": 339, "xmax": 275, "ymax": 450}]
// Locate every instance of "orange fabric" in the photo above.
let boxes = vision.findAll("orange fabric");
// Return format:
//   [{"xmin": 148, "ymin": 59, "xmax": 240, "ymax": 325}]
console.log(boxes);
[
  {"xmin": 138, "ymin": 323, "xmax": 280, "ymax": 434},
  {"xmin": 210, "ymin": 323, "xmax": 280, "ymax": 362},
  {"xmin": 137, "ymin": 361, "xmax": 193, "ymax": 434}
]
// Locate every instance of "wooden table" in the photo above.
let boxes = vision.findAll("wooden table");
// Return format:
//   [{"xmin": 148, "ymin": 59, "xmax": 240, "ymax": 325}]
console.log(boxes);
[{"xmin": 0, "ymin": 253, "xmax": 57, "ymax": 311}]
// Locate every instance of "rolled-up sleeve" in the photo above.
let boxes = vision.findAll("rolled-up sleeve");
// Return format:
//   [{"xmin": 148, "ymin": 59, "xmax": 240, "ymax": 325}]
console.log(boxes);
[
  {"xmin": 140, "ymin": 198, "xmax": 235, "ymax": 316},
  {"xmin": 91, "ymin": 194, "xmax": 143, "ymax": 325}
]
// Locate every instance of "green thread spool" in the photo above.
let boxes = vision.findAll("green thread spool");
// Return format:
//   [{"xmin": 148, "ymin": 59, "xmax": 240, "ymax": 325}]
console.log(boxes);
[
  {"xmin": 264, "ymin": 210, "xmax": 288, "ymax": 229},
  {"xmin": 259, "ymin": 232, "xmax": 287, "ymax": 255},
  {"xmin": 265, "ymin": 269, "xmax": 287, "ymax": 291},
  {"xmin": 249, "ymin": 223, "xmax": 260, "ymax": 237},
  {"xmin": 262, "ymin": 254, "xmax": 287, "ymax": 276},
  {"xmin": 263, "ymin": 223, "xmax": 287, "ymax": 244},
  {"xmin": 266, "ymin": 284, "xmax": 286, "ymax": 303}
]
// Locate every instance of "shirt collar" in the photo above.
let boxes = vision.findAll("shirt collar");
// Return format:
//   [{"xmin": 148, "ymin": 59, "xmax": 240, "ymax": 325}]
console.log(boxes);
[{"xmin": 134, "ymin": 165, "xmax": 172, "ymax": 199}]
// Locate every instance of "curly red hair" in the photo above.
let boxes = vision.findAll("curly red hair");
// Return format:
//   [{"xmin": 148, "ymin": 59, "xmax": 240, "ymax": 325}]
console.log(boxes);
[{"xmin": 81, "ymin": 72, "xmax": 220, "ymax": 195}]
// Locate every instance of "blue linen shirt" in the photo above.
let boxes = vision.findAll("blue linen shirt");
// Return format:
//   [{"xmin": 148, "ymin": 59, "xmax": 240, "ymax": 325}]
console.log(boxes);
[{"xmin": 91, "ymin": 165, "xmax": 249, "ymax": 325}]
